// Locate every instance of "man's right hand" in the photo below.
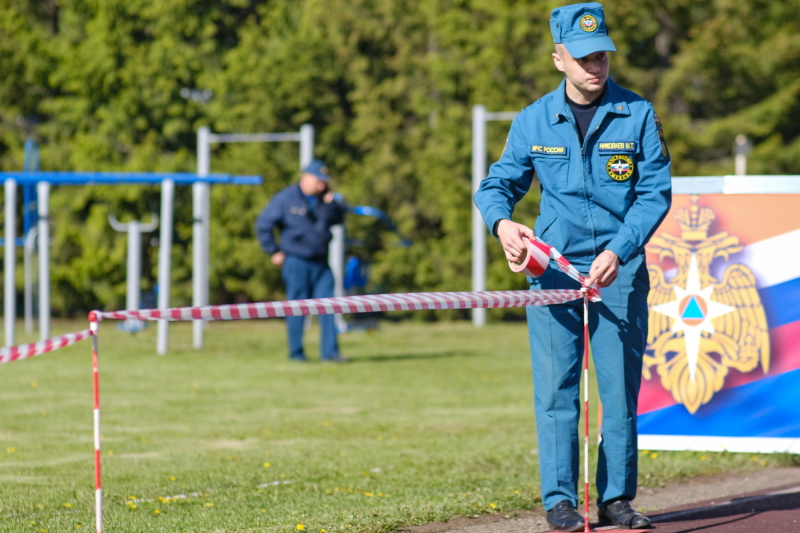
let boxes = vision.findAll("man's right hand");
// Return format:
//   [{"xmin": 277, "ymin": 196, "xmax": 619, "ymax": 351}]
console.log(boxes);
[
  {"xmin": 496, "ymin": 219, "xmax": 535, "ymax": 265},
  {"xmin": 271, "ymin": 251, "xmax": 286, "ymax": 266}
]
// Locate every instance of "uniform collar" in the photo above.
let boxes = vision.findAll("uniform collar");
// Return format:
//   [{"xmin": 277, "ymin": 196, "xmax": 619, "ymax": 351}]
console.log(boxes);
[{"xmin": 549, "ymin": 78, "xmax": 630, "ymax": 125}]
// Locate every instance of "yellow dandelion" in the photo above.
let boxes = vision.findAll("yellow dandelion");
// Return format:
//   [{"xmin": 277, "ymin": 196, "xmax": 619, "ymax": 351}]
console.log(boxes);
[
  {"xmin": 63, "ymin": 503, "xmax": 72, "ymax": 508},
  {"xmin": 263, "ymin": 462, "xmax": 271, "ymax": 468},
  {"xmin": 489, "ymin": 503, "xmax": 496, "ymax": 508},
  {"xmin": 107, "ymin": 450, "xmax": 114, "ymax": 455},
  {"xmin": 297, "ymin": 525, "xmax": 305, "ymax": 531},
  {"xmin": 700, "ymin": 455, "xmax": 707, "ymax": 460},
  {"xmin": 6, "ymin": 448, "xmax": 15, "ymax": 453},
  {"xmin": 515, "ymin": 490, "xmax": 520, "ymax": 494},
  {"xmin": 205, "ymin": 502, "xmax": 214, "ymax": 507},
  {"xmin": 751, "ymin": 456, "xmax": 759, "ymax": 462},
  {"xmin": 261, "ymin": 509, "xmax": 266, "ymax": 513},
  {"xmin": 154, "ymin": 510, "xmax": 160, "ymax": 514},
  {"xmin": 650, "ymin": 453, "xmax": 658, "ymax": 459}
]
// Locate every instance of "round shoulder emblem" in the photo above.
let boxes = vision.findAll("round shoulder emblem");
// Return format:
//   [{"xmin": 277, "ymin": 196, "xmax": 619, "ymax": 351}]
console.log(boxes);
[
  {"xmin": 580, "ymin": 15, "xmax": 598, "ymax": 33},
  {"xmin": 606, "ymin": 155, "xmax": 634, "ymax": 181}
]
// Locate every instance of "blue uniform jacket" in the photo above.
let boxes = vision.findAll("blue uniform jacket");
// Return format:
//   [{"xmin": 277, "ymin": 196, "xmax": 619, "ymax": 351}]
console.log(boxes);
[
  {"xmin": 256, "ymin": 184, "xmax": 347, "ymax": 261},
  {"xmin": 474, "ymin": 78, "xmax": 672, "ymax": 269}
]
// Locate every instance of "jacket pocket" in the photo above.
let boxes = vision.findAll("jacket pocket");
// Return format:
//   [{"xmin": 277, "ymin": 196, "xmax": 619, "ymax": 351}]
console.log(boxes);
[
  {"xmin": 534, "ymin": 214, "xmax": 559, "ymax": 242},
  {"xmin": 530, "ymin": 144, "xmax": 570, "ymax": 190}
]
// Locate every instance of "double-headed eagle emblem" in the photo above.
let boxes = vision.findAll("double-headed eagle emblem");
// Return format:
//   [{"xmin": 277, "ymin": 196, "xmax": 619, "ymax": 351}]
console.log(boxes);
[{"xmin": 645, "ymin": 196, "xmax": 770, "ymax": 414}]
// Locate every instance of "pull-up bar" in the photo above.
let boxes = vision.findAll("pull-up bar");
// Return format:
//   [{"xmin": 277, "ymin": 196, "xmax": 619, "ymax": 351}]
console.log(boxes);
[
  {"xmin": 1, "ymin": 170, "xmax": 261, "ymax": 348},
  {"xmin": 1, "ymin": 171, "xmax": 260, "ymax": 185}
]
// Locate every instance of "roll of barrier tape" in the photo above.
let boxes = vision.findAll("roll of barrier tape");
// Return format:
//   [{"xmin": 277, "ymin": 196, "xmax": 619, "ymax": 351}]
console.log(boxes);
[{"xmin": 508, "ymin": 237, "xmax": 551, "ymax": 277}]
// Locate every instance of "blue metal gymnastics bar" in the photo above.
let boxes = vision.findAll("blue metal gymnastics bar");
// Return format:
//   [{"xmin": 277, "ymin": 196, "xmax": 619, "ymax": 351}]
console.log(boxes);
[{"xmin": 1, "ymin": 171, "xmax": 261, "ymax": 351}]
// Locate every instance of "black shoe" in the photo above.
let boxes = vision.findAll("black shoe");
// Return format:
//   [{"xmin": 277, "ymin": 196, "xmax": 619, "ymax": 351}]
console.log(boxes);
[
  {"xmin": 321, "ymin": 355, "xmax": 350, "ymax": 363},
  {"xmin": 289, "ymin": 355, "xmax": 309, "ymax": 362},
  {"xmin": 546, "ymin": 500, "xmax": 585, "ymax": 532},
  {"xmin": 598, "ymin": 499, "xmax": 651, "ymax": 529}
]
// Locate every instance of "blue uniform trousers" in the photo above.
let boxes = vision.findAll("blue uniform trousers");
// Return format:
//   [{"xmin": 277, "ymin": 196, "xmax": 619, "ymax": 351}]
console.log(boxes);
[
  {"xmin": 526, "ymin": 254, "xmax": 649, "ymax": 510},
  {"xmin": 281, "ymin": 254, "xmax": 340, "ymax": 360}
]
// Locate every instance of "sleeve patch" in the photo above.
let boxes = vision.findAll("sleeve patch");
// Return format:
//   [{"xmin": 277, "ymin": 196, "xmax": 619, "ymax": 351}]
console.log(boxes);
[{"xmin": 654, "ymin": 112, "xmax": 670, "ymax": 162}]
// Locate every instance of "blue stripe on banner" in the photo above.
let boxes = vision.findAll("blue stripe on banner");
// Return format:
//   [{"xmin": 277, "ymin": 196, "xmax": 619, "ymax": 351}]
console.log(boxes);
[
  {"xmin": 638, "ymin": 368, "xmax": 800, "ymax": 438},
  {"xmin": 759, "ymin": 277, "xmax": 800, "ymax": 329}
]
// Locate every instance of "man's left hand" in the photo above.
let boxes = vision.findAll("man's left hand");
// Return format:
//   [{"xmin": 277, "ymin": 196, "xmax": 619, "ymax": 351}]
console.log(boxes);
[{"xmin": 586, "ymin": 250, "xmax": 619, "ymax": 288}]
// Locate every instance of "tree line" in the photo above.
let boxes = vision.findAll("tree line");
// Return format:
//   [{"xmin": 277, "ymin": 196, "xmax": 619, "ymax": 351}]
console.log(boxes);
[{"xmin": 1, "ymin": 0, "xmax": 798, "ymax": 318}]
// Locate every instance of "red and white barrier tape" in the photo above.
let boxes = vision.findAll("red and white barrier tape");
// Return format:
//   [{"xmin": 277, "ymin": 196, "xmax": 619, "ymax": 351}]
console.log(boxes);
[
  {"xmin": 508, "ymin": 236, "xmax": 589, "ymax": 288},
  {"xmin": 92, "ymin": 288, "xmax": 599, "ymax": 324},
  {"xmin": 0, "ymin": 329, "xmax": 94, "ymax": 365}
]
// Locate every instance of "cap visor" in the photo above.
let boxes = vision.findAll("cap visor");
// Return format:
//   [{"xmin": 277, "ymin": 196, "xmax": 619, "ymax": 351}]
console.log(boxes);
[{"xmin": 564, "ymin": 36, "xmax": 616, "ymax": 59}]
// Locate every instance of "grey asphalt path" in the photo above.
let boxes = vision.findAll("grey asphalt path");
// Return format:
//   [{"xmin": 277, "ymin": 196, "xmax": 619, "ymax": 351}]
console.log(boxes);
[{"xmin": 397, "ymin": 467, "xmax": 800, "ymax": 533}]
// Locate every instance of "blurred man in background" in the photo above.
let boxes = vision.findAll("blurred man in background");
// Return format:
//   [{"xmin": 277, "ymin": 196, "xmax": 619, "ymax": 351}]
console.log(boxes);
[{"xmin": 256, "ymin": 159, "xmax": 349, "ymax": 363}]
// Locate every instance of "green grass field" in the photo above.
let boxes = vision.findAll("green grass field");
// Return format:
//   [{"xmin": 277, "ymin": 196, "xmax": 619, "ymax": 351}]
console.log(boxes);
[{"xmin": 0, "ymin": 317, "xmax": 795, "ymax": 532}]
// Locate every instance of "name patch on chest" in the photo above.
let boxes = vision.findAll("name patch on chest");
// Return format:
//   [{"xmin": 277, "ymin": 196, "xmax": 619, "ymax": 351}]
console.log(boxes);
[
  {"xmin": 289, "ymin": 206, "xmax": 307, "ymax": 216},
  {"xmin": 598, "ymin": 141, "xmax": 636, "ymax": 153},
  {"xmin": 531, "ymin": 145, "xmax": 567, "ymax": 156}
]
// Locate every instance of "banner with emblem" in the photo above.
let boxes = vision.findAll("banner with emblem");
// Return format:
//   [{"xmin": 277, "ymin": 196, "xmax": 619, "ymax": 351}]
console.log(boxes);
[{"xmin": 637, "ymin": 181, "xmax": 800, "ymax": 453}]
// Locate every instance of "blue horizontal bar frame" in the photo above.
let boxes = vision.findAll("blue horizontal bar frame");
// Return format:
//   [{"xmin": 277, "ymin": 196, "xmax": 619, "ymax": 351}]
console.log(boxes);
[{"xmin": 0, "ymin": 171, "xmax": 262, "ymax": 186}]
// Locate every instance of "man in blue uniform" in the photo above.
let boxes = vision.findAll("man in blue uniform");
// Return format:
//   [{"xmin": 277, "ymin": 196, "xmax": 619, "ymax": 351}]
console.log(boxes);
[
  {"xmin": 256, "ymin": 159, "xmax": 349, "ymax": 363},
  {"xmin": 474, "ymin": 3, "xmax": 671, "ymax": 531}
]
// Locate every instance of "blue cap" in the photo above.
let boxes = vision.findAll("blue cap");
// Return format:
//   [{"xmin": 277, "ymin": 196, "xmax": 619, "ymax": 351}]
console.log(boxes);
[
  {"xmin": 550, "ymin": 2, "xmax": 616, "ymax": 59},
  {"xmin": 302, "ymin": 159, "xmax": 330, "ymax": 182}
]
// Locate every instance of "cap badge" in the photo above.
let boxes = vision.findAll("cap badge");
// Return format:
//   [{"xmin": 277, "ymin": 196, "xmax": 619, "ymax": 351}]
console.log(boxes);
[{"xmin": 580, "ymin": 14, "xmax": 598, "ymax": 33}]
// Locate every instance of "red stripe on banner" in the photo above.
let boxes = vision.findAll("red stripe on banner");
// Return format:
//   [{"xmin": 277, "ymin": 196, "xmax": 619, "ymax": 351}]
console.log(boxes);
[
  {"xmin": 638, "ymin": 319, "xmax": 800, "ymax": 415},
  {"xmin": 229, "ymin": 306, "xmax": 241, "ymax": 320},
  {"xmin": 210, "ymin": 307, "xmax": 222, "ymax": 320}
]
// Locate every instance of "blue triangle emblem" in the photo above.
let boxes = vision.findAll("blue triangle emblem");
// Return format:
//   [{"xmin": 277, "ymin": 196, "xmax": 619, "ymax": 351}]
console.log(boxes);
[{"xmin": 682, "ymin": 296, "xmax": 705, "ymax": 320}]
